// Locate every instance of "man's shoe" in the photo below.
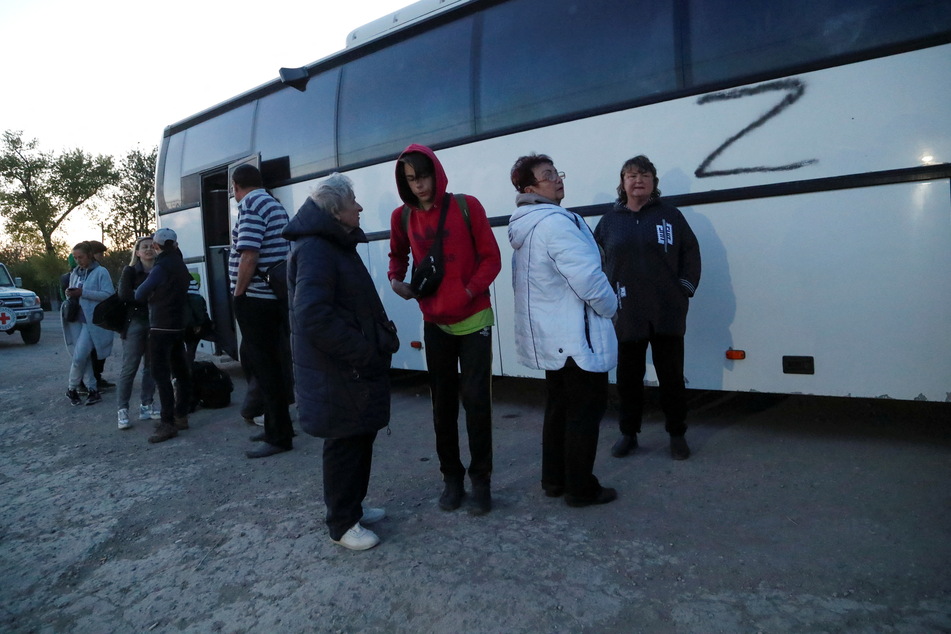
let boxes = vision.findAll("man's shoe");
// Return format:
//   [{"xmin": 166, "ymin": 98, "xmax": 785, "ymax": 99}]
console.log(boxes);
[
  {"xmin": 671, "ymin": 436, "xmax": 691, "ymax": 460},
  {"xmin": 611, "ymin": 434, "xmax": 638, "ymax": 458},
  {"xmin": 565, "ymin": 486, "xmax": 618, "ymax": 508},
  {"xmin": 173, "ymin": 415, "xmax": 189, "ymax": 430},
  {"xmin": 148, "ymin": 423, "xmax": 178, "ymax": 444},
  {"xmin": 98, "ymin": 379, "xmax": 115, "ymax": 390},
  {"xmin": 140, "ymin": 403, "xmax": 157, "ymax": 421},
  {"xmin": 85, "ymin": 390, "xmax": 102, "ymax": 406},
  {"xmin": 542, "ymin": 483, "xmax": 565, "ymax": 498},
  {"xmin": 66, "ymin": 389, "xmax": 83, "ymax": 406},
  {"xmin": 360, "ymin": 507, "xmax": 386, "ymax": 525},
  {"xmin": 469, "ymin": 484, "xmax": 492, "ymax": 516},
  {"xmin": 332, "ymin": 522, "xmax": 380, "ymax": 551},
  {"xmin": 77, "ymin": 382, "xmax": 89, "ymax": 396},
  {"xmin": 246, "ymin": 443, "xmax": 291, "ymax": 459},
  {"xmin": 438, "ymin": 478, "xmax": 465, "ymax": 511},
  {"xmin": 118, "ymin": 408, "xmax": 131, "ymax": 430},
  {"xmin": 249, "ymin": 432, "xmax": 267, "ymax": 442}
]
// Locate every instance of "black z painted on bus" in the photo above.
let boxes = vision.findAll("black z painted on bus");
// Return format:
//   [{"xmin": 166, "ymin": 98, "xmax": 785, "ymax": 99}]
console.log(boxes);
[{"xmin": 695, "ymin": 78, "xmax": 818, "ymax": 178}]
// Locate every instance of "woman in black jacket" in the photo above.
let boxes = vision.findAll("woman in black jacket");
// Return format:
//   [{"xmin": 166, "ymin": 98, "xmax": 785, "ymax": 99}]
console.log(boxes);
[{"xmin": 283, "ymin": 173, "xmax": 398, "ymax": 551}]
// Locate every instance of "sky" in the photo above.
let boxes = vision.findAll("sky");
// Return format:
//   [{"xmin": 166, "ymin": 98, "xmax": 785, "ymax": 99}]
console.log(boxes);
[{"xmin": 0, "ymin": 0, "xmax": 411, "ymax": 244}]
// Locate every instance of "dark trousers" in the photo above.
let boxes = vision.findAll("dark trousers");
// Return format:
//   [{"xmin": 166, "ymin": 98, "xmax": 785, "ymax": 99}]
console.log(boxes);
[
  {"xmin": 324, "ymin": 432, "xmax": 377, "ymax": 540},
  {"xmin": 149, "ymin": 330, "xmax": 191, "ymax": 423},
  {"xmin": 616, "ymin": 335, "xmax": 687, "ymax": 437},
  {"xmin": 543, "ymin": 358, "xmax": 608, "ymax": 498},
  {"xmin": 234, "ymin": 296, "xmax": 293, "ymax": 448},
  {"xmin": 423, "ymin": 322, "xmax": 493, "ymax": 484}
]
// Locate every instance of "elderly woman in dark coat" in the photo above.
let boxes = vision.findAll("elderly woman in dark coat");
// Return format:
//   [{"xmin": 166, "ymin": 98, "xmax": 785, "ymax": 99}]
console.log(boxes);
[{"xmin": 283, "ymin": 173, "xmax": 398, "ymax": 551}]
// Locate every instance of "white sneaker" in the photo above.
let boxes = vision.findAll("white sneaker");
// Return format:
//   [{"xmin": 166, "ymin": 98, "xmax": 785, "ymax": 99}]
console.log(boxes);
[
  {"xmin": 139, "ymin": 404, "xmax": 151, "ymax": 420},
  {"xmin": 149, "ymin": 403, "xmax": 161, "ymax": 420},
  {"xmin": 118, "ymin": 408, "xmax": 131, "ymax": 430},
  {"xmin": 332, "ymin": 522, "xmax": 380, "ymax": 551},
  {"xmin": 361, "ymin": 507, "xmax": 386, "ymax": 525}
]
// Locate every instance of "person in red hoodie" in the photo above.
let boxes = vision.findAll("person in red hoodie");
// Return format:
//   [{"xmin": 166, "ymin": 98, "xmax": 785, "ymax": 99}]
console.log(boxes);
[{"xmin": 388, "ymin": 144, "xmax": 501, "ymax": 516}]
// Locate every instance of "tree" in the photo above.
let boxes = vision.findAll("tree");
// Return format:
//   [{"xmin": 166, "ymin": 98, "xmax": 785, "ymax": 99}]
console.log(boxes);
[
  {"xmin": 100, "ymin": 146, "xmax": 157, "ymax": 251},
  {"xmin": 0, "ymin": 130, "xmax": 116, "ymax": 255}
]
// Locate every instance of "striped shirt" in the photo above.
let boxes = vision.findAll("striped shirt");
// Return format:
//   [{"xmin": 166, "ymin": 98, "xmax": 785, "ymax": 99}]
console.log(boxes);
[{"xmin": 229, "ymin": 189, "xmax": 290, "ymax": 300}]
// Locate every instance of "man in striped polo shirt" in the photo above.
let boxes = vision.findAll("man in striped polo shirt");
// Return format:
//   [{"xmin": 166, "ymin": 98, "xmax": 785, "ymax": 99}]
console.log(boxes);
[{"xmin": 230, "ymin": 164, "xmax": 293, "ymax": 459}]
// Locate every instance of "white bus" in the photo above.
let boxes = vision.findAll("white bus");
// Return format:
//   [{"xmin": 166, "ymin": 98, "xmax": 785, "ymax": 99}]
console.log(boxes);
[{"xmin": 156, "ymin": 0, "xmax": 951, "ymax": 402}]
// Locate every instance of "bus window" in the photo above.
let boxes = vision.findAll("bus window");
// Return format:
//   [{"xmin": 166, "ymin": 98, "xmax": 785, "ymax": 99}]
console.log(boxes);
[
  {"xmin": 255, "ymin": 68, "xmax": 340, "ymax": 179},
  {"xmin": 337, "ymin": 17, "xmax": 474, "ymax": 166},
  {"xmin": 478, "ymin": 0, "xmax": 678, "ymax": 133},
  {"xmin": 688, "ymin": 0, "xmax": 951, "ymax": 85},
  {"xmin": 158, "ymin": 132, "xmax": 185, "ymax": 212},
  {"xmin": 181, "ymin": 102, "xmax": 255, "ymax": 175}
]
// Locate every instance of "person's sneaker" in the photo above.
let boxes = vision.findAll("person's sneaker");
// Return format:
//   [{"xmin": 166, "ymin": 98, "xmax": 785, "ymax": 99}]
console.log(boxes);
[
  {"xmin": 173, "ymin": 415, "xmax": 189, "ymax": 430},
  {"xmin": 77, "ymin": 382, "xmax": 89, "ymax": 396},
  {"xmin": 117, "ymin": 408, "xmax": 131, "ymax": 430},
  {"xmin": 438, "ymin": 478, "xmax": 465, "ymax": 511},
  {"xmin": 66, "ymin": 389, "xmax": 83, "ymax": 406},
  {"xmin": 671, "ymin": 436, "xmax": 691, "ymax": 460},
  {"xmin": 150, "ymin": 404, "xmax": 161, "ymax": 420},
  {"xmin": 611, "ymin": 434, "xmax": 638, "ymax": 457},
  {"xmin": 148, "ymin": 423, "xmax": 178, "ymax": 444},
  {"xmin": 332, "ymin": 523, "xmax": 380, "ymax": 551},
  {"xmin": 360, "ymin": 507, "xmax": 386, "ymax": 525},
  {"xmin": 98, "ymin": 379, "xmax": 116, "ymax": 390},
  {"xmin": 245, "ymin": 443, "xmax": 291, "ymax": 459},
  {"xmin": 139, "ymin": 403, "xmax": 155, "ymax": 420},
  {"xmin": 565, "ymin": 486, "xmax": 618, "ymax": 508},
  {"xmin": 85, "ymin": 390, "xmax": 103, "ymax": 405}
]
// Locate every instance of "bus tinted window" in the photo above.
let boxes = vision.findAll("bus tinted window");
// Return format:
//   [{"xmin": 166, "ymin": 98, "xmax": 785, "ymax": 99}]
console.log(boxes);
[
  {"xmin": 337, "ymin": 17, "xmax": 474, "ymax": 166},
  {"xmin": 181, "ymin": 102, "xmax": 255, "ymax": 174},
  {"xmin": 478, "ymin": 0, "xmax": 678, "ymax": 132},
  {"xmin": 159, "ymin": 132, "xmax": 184, "ymax": 211},
  {"xmin": 689, "ymin": 0, "xmax": 951, "ymax": 85},
  {"xmin": 255, "ymin": 68, "xmax": 339, "ymax": 178}
]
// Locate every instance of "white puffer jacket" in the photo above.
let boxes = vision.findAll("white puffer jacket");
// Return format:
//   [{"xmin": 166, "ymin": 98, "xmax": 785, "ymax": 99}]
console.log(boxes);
[{"xmin": 508, "ymin": 196, "xmax": 618, "ymax": 373}]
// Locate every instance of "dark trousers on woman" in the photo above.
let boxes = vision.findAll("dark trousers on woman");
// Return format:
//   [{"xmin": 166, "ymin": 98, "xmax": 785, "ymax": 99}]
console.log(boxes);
[
  {"xmin": 150, "ymin": 329, "xmax": 191, "ymax": 423},
  {"xmin": 543, "ymin": 358, "xmax": 608, "ymax": 499},
  {"xmin": 234, "ymin": 296, "xmax": 293, "ymax": 449},
  {"xmin": 324, "ymin": 432, "xmax": 377, "ymax": 540},
  {"xmin": 423, "ymin": 322, "xmax": 493, "ymax": 486},
  {"xmin": 616, "ymin": 335, "xmax": 687, "ymax": 437}
]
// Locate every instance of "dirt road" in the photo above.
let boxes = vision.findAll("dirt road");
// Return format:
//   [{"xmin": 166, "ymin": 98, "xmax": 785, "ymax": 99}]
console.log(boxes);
[{"xmin": 1, "ymin": 317, "xmax": 949, "ymax": 632}]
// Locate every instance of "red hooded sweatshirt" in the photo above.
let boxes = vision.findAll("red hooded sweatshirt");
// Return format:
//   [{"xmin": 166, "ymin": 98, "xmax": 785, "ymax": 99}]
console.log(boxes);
[{"xmin": 387, "ymin": 144, "xmax": 501, "ymax": 325}]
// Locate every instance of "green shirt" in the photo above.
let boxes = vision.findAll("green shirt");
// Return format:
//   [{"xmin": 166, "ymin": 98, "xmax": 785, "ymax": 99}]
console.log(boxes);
[{"xmin": 438, "ymin": 307, "xmax": 494, "ymax": 336}]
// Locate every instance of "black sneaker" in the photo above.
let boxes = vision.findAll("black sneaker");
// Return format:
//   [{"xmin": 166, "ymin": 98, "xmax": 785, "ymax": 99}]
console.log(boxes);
[
  {"xmin": 77, "ymin": 382, "xmax": 89, "ymax": 396},
  {"xmin": 66, "ymin": 389, "xmax": 82, "ymax": 406},
  {"xmin": 611, "ymin": 434, "xmax": 638, "ymax": 458},
  {"xmin": 85, "ymin": 390, "xmax": 103, "ymax": 405},
  {"xmin": 670, "ymin": 436, "xmax": 691, "ymax": 460},
  {"xmin": 97, "ymin": 379, "xmax": 116, "ymax": 390},
  {"xmin": 565, "ymin": 486, "xmax": 618, "ymax": 508}
]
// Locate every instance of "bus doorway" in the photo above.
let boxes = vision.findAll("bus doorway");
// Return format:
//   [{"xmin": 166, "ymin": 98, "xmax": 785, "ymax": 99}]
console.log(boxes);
[{"xmin": 200, "ymin": 168, "xmax": 238, "ymax": 359}]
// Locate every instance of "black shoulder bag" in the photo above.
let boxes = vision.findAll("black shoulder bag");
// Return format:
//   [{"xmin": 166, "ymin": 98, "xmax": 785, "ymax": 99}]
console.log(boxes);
[{"xmin": 409, "ymin": 194, "xmax": 452, "ymax": 298}]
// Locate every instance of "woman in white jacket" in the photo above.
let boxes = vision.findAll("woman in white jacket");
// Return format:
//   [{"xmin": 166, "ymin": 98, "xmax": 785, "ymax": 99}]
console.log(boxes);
[{"xmin": 508, "ymin": 154, "xmax": 619, "ymax": 507}]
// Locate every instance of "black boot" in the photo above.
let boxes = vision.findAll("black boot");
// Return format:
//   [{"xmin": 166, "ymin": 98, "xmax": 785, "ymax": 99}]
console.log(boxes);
[
  {"xmin": 469, "ymin": 481, "xmax": 492, "ymax": 516},
  {"xmin": 438, "ymin": 476, "xmax": 465, "ymax": 511}
]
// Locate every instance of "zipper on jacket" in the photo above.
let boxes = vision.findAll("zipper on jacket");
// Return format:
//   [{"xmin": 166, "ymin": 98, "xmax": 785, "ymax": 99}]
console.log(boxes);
[{"xmin": 583, "ymin": 305, "xmax": 593, "ymax": 351}]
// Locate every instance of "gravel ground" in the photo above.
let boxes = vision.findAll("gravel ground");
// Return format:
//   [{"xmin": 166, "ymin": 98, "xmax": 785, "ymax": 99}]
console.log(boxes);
[{"xmin": 1, "ymin": 317, "xmax": 949, "ymax": 633}]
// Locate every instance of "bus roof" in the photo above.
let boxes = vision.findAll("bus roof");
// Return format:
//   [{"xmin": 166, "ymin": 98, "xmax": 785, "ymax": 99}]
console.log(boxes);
[{"xmin": 346, "ymin": 0, "xmax": 472, "ymax": 49}]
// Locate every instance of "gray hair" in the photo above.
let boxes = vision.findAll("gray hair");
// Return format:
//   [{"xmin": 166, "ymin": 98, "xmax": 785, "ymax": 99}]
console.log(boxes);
[{"xmin": 311, "ymin": 173, "xmax": 355, "ymax": 217}]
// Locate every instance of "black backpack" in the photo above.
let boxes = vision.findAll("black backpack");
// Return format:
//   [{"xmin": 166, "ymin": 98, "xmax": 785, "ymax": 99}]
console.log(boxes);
[{"xmin": 190, "ymin": 361, "xmax": 233, "ymax": 410}]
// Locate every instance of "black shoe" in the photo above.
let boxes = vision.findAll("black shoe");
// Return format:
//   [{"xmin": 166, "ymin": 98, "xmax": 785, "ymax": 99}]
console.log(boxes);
[
  {"xmin": 469, "ymin": 484, "xmax": 492, "ymax": 516},
  {"xmin": 438, "ymin": 478, "xmax": 465, "ymax": 511},
  {"xmin": 249, "ymin": 432, "xmax": 267, "ymax": 442},
  {"xmin": 542, "ymin": 483, "xmax": 565, "ymax": 498},
  {"xmin": 148, "ymin": 423, "xmax": 178, "ymax": 444},
  {"xmin": 77, "ymin": 382, "xmax": 89, "ymax": 396},
  {"xmin": 66, "ymin": 389, "xmax": 82, "ymax": 406},
  {"xmin": 97, "ymin": 379, "xmax": 115, "ymax": 390},
  {"xmin": 671, "ymin": 436, "xmax": 691, "ymax": 460},
  {"xmin": 565, "ymin": 486, "xmax": 618, "ymax": 508},
  {"xmin": 173, "ymin": 415, "xmax": 189, "ymax": 430},
  {"xmin": 85, "ymin": 390, "xmax": 102, "ymax": 405},
  {"xmin": 611, "ymin": 434, "xmax": 638, "ymax": 458},
  {"xmin": 246, "ymin": 443, "xmax": 291, "ymax": 459}
]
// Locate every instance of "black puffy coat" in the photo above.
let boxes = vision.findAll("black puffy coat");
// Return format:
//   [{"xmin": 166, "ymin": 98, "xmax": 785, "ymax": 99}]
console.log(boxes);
[{"xmin": 283, "ymin": 198, "xmax": 394, "ymax": 439}]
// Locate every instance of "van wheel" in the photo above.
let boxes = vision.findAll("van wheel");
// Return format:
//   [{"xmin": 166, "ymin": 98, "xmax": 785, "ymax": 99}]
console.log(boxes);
[{"xmin": 20, "ymin": 323, "xmax": 41, "ymax": 345}]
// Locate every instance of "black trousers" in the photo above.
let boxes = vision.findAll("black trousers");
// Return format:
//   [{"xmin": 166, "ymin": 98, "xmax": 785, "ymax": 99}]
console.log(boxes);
[
  {"xmin": 616, "ymin": 335, "xmax": 687, "ymax": 437},
  {"xmin": 542, "ymin": 358, "xmax": 607, "ymax": 498},
  {"xmin": 149, "ymin": 330, "xmax": 191, "ymax": 423},
  {"xmin": 423, "ymin": 322, "xmax": 493, "ymax": 484},
  {"xmin": 234, "ymin": 296, "xmax": 293, "ymax": 448},
  {"xmin": 324, "ymin": 432, "xmax": 377, "ymax": 540}
]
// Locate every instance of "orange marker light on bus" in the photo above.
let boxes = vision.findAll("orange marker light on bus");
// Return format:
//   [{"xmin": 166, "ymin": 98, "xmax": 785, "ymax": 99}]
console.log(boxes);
[
  {"xmin": 410, "ymin": 341, "xmax": 424, "ymax": 350},
  {"xmin": 725, "ymin": 348, "xmax": 746, "ymax": 360}
]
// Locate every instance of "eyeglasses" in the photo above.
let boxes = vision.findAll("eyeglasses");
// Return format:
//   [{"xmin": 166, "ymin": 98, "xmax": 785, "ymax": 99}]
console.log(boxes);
[{"xmin": 536, "ymin": 170, "xmax": 566, "ymax": 183}]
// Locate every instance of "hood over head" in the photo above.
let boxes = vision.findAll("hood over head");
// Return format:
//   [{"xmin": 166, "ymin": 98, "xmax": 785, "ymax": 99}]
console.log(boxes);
[{"xmin": 395, "ymin": 144, "xmax": 448, "ymax": 209}]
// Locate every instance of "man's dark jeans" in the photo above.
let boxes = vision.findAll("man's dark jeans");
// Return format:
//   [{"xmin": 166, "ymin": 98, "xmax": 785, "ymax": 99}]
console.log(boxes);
[
  {"xmin": 149, "ymin": 330, "xmax": 191, "ymax": 424},
  {"xmin": 616, "ymin": 335, "xmax": 687, "ymax": 437},
  {"xmin": 234, "ymin": 296, "xmax": 293, "ymax": 448}
]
